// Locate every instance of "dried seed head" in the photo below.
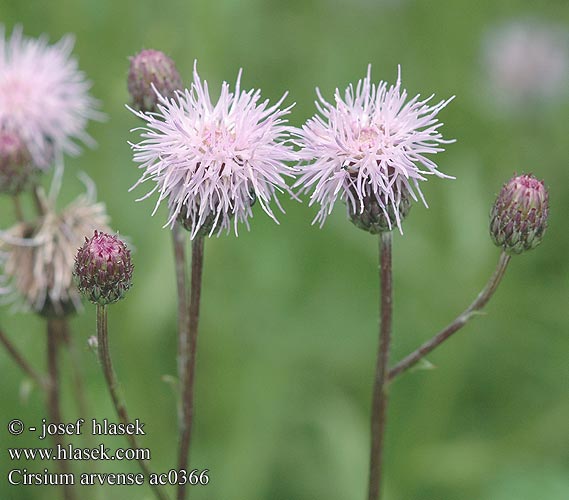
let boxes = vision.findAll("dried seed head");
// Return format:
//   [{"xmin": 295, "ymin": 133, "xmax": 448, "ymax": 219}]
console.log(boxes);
[
  {"xmin": 0, "ymin": 187, "xmax": 111, "ymax": 316},
  {"xmin": 490, "ymin": 173, "xmax": 549, "ymax": 254},
  {"xmin": 127, "ymin": 49, "xmax": 182, "ymax": 113},
  {"xmin": 74, "ymin": 231, "xmax": 133, "ymax": 305}
]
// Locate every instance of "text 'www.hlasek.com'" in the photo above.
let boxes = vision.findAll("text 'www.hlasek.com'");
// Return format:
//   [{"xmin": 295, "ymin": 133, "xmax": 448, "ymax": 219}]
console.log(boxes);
[{"xmin": 6, "ymin": 417, "xmax": 210, "ymax": 487}]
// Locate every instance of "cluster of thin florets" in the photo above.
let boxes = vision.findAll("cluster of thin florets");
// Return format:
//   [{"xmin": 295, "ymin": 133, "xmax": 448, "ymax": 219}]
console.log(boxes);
[
  {"xmin": 0, "ymin": 25, "xmax": 101, "ymax": 170},
  {"xmin": 128, "ymin": 61, "xmax": 457, "ymax": 236},
  {"xmin": 294, "ymin": 66, "xmax": 454, "ymax": 233},
  {"xmin": 129, "ymin": 62, "xmax": 297, "ymax": 238}
]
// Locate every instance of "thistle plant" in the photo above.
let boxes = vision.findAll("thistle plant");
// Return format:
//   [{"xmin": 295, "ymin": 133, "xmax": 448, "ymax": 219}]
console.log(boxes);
[
  {"xmin": 73, "ymin": 231, "xmax": 167, "ymax": 500},
  {"xmin": 128, "ymin": 56, "xmax": 295, "ymax": 500},
  {"xmin": 295, "ymin": 66, "xmax": 549, "ymax": 500},
  {"xmin": 0, "ymin": 25, "xmax": 103, "ymax": 500},
  {"xmin": 0, "ymin": 23, "xmax": 554, "ymax": 499},
  {"xmin": 0, "ymin": 183, "xmax": 110, "ymax": 500}
]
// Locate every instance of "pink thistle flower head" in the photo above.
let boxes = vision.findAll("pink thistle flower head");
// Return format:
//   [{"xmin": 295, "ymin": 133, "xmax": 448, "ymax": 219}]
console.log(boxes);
[
  {"xmin": 295, "ymin": 65, "xmax": 454, "ymax": 234},
  {"xmin": 129, "ymin": 61, "xmax": 296, "ymax": 239},
  {"xmin": 0, "ymin": 25, "xmax": 102, "ymax": 170}
]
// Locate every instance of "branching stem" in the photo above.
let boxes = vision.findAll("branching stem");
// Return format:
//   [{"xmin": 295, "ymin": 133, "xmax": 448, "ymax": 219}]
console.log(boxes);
[{"xmin": 388, "ymin": 251, "xmax": 511, "ymax": 382}]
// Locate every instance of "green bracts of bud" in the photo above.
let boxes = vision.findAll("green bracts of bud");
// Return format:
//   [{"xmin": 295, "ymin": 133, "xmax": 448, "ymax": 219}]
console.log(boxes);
[
  {"xmin": 74, "ymin": 231, "xmax": 133, "ymax": 305},
  {"xmin": 490, "ymin": 174, "xmax": 549, "ymax": 254}
]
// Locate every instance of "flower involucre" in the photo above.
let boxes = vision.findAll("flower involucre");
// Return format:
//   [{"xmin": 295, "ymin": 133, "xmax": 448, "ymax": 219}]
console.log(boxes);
[
  {"xmin": 490, "ymin": 173, "xmax": 548, "ymax": 254},
  {"xmin": 295, "ymin": 66, "xmax": 454, "ymax": 233},
  {"xmin": 129, "ymin": 62, "xmax": 296, "ymax": 238},
  {"xmin": 0, "ymin": 130, "xmax": 35, "ymax": 195},
  {"xmin": 0, "ymin": 25, "xmax": 101, "ymax": 169}
]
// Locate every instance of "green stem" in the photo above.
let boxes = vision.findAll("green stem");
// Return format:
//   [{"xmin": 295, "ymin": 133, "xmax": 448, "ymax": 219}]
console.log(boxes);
[
  {"xmin": 177, "ymin": 236, "xmax": 204, "ymax": 500},
  {"xmin": 388, "ymin": 251, "xmax": 511, "ymax": 382},
  {"xmin": 0, "ymin": 326, "xmax": 48, "ymax": 390},
  {"xmin": 172, "ymin": 223, "xmax": 189, "ymax": 432},
  {"xmin": 368, "ymin": 232, "xmax": 393, "ymax": 500},
  {"xmin": 47, "ymin": 318, "xmax": 76, "ymax": 500},
  {"xmin": 96, "ymin": 305, "xmax": 168, "ymax": 500},
  {"xmin": 13, "ymin": 195, "xmax": 25, "ymax": 222},
  {"xmin": 32, "ymin": 185, "xmax": 46, "ymax": 216}
]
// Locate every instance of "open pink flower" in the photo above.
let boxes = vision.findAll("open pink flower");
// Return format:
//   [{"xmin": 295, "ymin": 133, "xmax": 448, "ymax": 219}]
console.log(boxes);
[
  {"xmin": 129, "ymin": 62, "xmax": 296, "ymax": 238},
  {"xmin": 0, "ymin": 25, "xmax": 101, "ymax": 169},
  {"xmin": 295, "ymin": 66, "xmax": 454, "ymax": 233}
]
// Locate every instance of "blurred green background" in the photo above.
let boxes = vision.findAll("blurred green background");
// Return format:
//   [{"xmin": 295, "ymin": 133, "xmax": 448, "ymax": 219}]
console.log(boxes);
[{"xmin": 1, "ymin": 0, "xmax": 568, "ymax": 499}]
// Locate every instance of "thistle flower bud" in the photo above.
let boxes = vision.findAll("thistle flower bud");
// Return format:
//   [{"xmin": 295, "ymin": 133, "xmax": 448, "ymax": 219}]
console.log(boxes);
[
  {"xmin": 74, "ymin": 231, "xmax": 133, "ymax": 305},
  {"xmin": 348, "ymin": 186, "xmax": 412, "ymax": 234},
  {"xmin": 177, "ymin": 207, "xmax": 219, "ymax": 237},
  {"xmin": 490, "ymin": 174, "xmax": 549, "ymax": 254},
  {"xmin": 127, "ymin": 49, "xmax": 182, "ymax": 113},
  {"xmin": 0, "ymin": 132, "xmax": 35, "ymax": 195}
]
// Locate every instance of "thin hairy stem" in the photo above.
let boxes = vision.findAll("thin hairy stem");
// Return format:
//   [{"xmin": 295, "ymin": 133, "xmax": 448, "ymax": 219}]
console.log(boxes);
[
  {"xmin": 177, "ymin": 236, "xmax": 204, "ymax": 500},
  {"xmin": 96, "ymin": 305, "xmax": 168, "ymax": 500},
  {"xmin": 388, "ymin": 251, "xmax": 511, "ymax": 382},
  {"xmin": 13, "ymin": 195, "xmax": 25, "ymax": 222},
  {"xmin": 47, "ymin": 318, "xmax": 76, "ymax": 500},
  {"xmin": 172, "ymin": 223, "xmax": 189, "ymax": 430},
  {"xmin": 32, "ymin": 185, "xmax": 46, "ymax": 216},
  {"xmin": 0, "ymin": 327, "xmax": 48, "ymax": 390},
  {"xmin": 368, "ymin": 231, "xmax": 393, "ymax": 500}
]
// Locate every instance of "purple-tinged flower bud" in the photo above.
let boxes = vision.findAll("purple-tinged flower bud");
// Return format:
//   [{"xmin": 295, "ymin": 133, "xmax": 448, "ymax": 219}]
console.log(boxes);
[
  {"xmin": 490, "ymin": 173, "xmax": 549, "ymax": 254},
  {"xmin": 348, "ymin": 181, "xmax": 412, "ymax": 234},
  {"xmin": 0, "ymin": 132, "xmax": 35, "ymax": 195},
  {"xmin": 74, "ymin": 231, "xmax": 133, "ymax": 305},
  {"xmin": 127, "ymin": 49, "xmax": 182, "ymax": 113}
]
